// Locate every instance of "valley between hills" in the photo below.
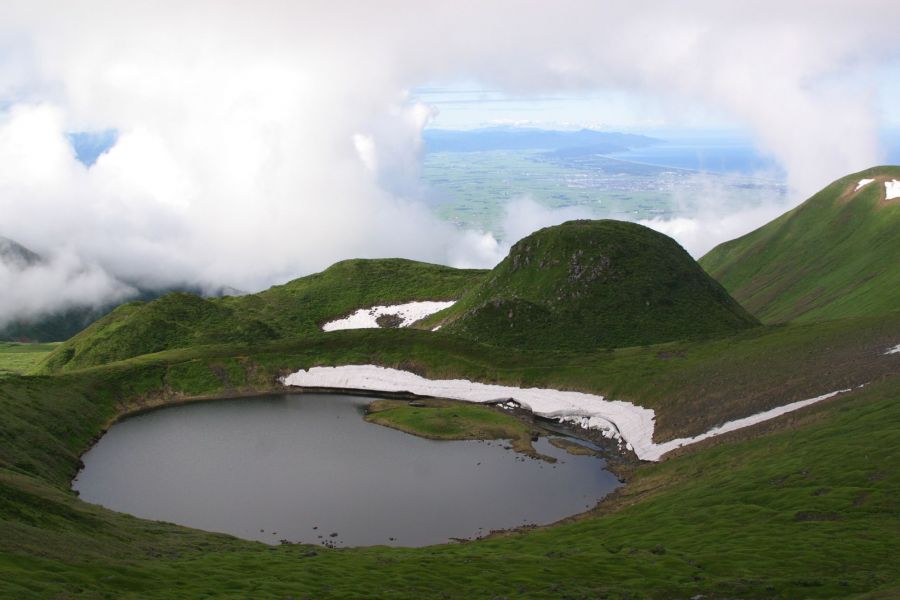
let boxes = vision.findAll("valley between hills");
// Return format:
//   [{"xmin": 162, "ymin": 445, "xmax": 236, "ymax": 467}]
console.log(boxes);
[{"xmin": 0, "ymin": 166, "xmax": 898, "ymax": 598}]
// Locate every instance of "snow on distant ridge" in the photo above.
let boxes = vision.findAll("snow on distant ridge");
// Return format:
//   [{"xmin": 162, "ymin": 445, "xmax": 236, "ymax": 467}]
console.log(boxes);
[
  {"xmin": 282, "ymin": 365, "xmax": 851, "ymax": 462},
  {"xmin": 885, "ymin": 180, "xmax": 900, "ymax": 200},
  {"xmin": 322, "ymin": 301, "xmax": 455, "ymax": 331},
  {"xmin": 886, "ymin": 343, "xmax": 900, "ymax": 355},
  {"xmin": 855, "ymin": 178, "xmax": 874, "ymax": 191}
]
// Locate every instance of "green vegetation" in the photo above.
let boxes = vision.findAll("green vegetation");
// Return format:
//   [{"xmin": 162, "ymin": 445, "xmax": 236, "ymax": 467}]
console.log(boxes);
[
  {"xmin": 40, "ymin": 258, "xmax": 486, "ymax": 372},
  {"xmin": 0, "ymin": 342, "xmax": 58, "ymax": 376},
  {"xmin": 424, "ymin": 150, "xmax": 669, "ymax": 231},
  {"xmin": 38, "ymin": 220, "xmax": 760, "ymax": 370},
  {"xmin": 365, "ymin": 398, "xmax": 541, "ymax": 456},
  {"xmin": 36, "ymin": 301, "xmax": 900, "ymax": 442},
  {"xmin": 428, "ymin": 220, "xmax": 757, "ymax": 351},
  {"xmin": 0, "ymin": 305, "xmax": 114, "ymax": 344},
  {"xmin": 221, "ymin": 257, "xmax": 485, "ymax": 337},
  {"xmin": 0, "ymin": 350, "xmax": 897, "ymax": 598},
  {"xmin": 422, "ymin": 149, "xmax": 782, "ymax": 233},
  {"xmin": 701, "ymin": 165, "xmax": 900, "ymax": 323},
  {"xmin": 2, "ymin": 172, "xmax": 899, "ymax": 597}
]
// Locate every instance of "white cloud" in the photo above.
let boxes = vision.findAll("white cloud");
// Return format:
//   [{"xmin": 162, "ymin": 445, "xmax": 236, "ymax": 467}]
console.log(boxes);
[
  {"xmin": 638, "ymin": 171, "xmax": 790, "ymax": 257},
  {"xmin": 0, "ymin": 0, "xmax": 896, "ymax": 310},
  {"xmin": 0, "ymin": 249, "xmax": 134, "ymax": 326},
  {"xmin": 501, "ymin": 197, "xmax": 594, "ymax": 245}
]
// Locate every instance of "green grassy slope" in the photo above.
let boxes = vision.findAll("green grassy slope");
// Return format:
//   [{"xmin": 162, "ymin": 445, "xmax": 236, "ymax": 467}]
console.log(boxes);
[
  {"xmin": 2, "ymin": 256, "xmax": 899, "ymax": 598},
  {"xmin": 38, "ymin": 219, "xmax": 757, "ymax": 371},
  {"xmin": 0, "ymin": 345, "xmax": 897, "ymax": 598},
  {"xmin": 700, "ymin": 166, "xmax": 900, "ymax": 323},
  {"xmin": 14, "ymin": 308, "xmax": 899, "ymax": 475},
  {"xmin": 428, "ymin": 220, "xmax": 757, "ymax": 351},
  {"xmin": 39, "ymin": 294, "xmax": 280, "ymax": 373},
  {"xmin": 0, "ymin": 342, "xmax": 58, "ymax": 377},
  {"xmin": 223, "ymin": 258, "xmax": 485, "ymax": 337},
  {"xmin": 5, "ymin": 169, "xmax": 899, "ymax": 597},
  {"xmin": 39, "ymin": 259, "xmax": 486, "ymax": 373}
]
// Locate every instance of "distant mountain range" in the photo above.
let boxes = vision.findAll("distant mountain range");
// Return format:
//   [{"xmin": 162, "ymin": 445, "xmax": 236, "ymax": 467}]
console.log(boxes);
[
  {"xmin": 0, "ymin": 237, "xmax": 243, "ymax": 343},
  {"xmin": 423, "ymin": 126, "xmax": 658, "ymax": 153}
]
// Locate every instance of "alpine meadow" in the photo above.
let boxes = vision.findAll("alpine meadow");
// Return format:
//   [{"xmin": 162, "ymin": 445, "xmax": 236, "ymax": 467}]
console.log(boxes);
[{"xmin": 1, "ymin": 2, "xmax": 899, "ymax": 599}]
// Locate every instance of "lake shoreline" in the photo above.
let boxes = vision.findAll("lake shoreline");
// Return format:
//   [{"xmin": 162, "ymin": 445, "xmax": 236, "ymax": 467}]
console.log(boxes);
[{"xmin": 73, "ymin": 392, "xmax": 621, "ymax": 547}]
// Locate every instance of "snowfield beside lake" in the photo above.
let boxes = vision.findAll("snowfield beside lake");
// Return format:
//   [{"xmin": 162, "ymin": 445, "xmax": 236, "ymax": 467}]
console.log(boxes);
[
  {"xmin": 282, "ymin": 365, "xmax": 851, "ymax": 462},
  {"xmin": 322, "ymin": 301, "xmax": 455, "ymax": 331}
]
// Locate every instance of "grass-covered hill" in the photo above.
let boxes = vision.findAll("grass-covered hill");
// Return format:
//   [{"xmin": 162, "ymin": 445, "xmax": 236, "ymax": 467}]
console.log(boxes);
[
  {"xmin": 39, "ymin": 258, "xmax": 486, "ymax": 372},
  {"xmin": 700, "ymin": 165, "xmax": 900, "ymax": 323},
  {"xmin": 37, "ymin": 221, "xmax": 758, "ymax": 371},
  {"xmin": 426, "ymin": 220, "xmax": 758, "ymax": 351},
  {"xmin": 2, "ymin": 170, "xmax": 900, "ymax": 597},
  {"xmin": 1, "ymin": 314, "xmax": 898, "ymax": 598}
]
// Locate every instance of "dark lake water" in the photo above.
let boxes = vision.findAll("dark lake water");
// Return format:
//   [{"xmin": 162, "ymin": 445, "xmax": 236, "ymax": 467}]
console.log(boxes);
[{"xmin": 73, "ymin": 393, "xmax": 620, "ymax": 547}]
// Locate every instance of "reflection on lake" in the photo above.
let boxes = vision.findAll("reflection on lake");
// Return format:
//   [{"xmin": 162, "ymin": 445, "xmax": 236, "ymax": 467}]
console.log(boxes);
[{"xmin": 74, "ymin": 394, "xmax": 619, "ymax": 547}]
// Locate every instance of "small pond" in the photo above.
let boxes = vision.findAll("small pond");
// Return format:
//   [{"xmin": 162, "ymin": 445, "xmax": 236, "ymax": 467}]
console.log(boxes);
[{"xmin": 73, "ymin": 393, "xmax": 620, "ymax": 547}]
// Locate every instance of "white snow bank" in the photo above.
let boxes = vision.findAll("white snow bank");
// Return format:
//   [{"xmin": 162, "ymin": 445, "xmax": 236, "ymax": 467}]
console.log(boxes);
[
  {"xmin": 645, "ymin": 389, "xmax": 849, "ymax": 459},
  {"xmin": 855, "ymin": 178, "xmax": 875, "ymax": 191},
  {"xmin": 886, "ymin": 343, "xmax": 900, "ymax": 355},
  {"xmin": 885, "ymin": 180, "xmax": 900, "ymax": 201},
  {"xmin": 281, "ymin": 365, "xmax": 851, "ymax": 462},
  {"xmin": 322, "ymin": 301, "xmax": 455, "ymax": 331}
]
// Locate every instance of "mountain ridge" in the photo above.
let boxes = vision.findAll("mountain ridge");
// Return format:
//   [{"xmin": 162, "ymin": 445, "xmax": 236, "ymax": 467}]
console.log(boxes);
[{"xmin": 700, "ymin": 165, "xmax": 900, "ymax": 323}]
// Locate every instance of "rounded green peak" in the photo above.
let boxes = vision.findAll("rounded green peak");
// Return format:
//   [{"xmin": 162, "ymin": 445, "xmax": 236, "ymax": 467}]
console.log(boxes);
[{"xmin": 438, "ymin": 219, "xmax": 757, "ymax": 351}]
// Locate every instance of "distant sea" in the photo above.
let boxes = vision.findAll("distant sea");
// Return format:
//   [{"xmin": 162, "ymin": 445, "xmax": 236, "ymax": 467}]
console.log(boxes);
[{"xmin": 606, "ymin": 136, "xmax": 783, "ymax": 176}]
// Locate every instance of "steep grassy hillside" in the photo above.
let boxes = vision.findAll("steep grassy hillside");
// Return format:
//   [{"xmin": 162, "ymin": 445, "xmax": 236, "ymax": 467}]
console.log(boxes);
[
  {"xmin": 7, "ymin": 168, "xmax": 900, "ymax": 597},
  {"xmin": 428, "ymin": 220, "xmax": 757, "ymax": 351},
  {"xmin": 39, "ymin": 259, "xmax": 486, "ymax": 372},
  {"xmin": 40, "ymin": 218, "xmax": 758, "ymax": 372},
  {"xmin": 39, "ymin": 294, "xmax": 280, "ymax": 373},
  {"xmin": 222, "ymin": 258, "xmax": 485, "ymax": 337},
  {"xmin": 0, "ymin": 332, "xmax": 897, "ymax": 598},
  {"xmin": 4, "ymin": 244, "xmax": 899, "ymax": 598},
  {"xmin": 0, "ymin": 342, "xmax": 58, "ymax": 376},
  {"xmin": 701, "ymin": 165, "xmax": 900, "ymax": 323}
]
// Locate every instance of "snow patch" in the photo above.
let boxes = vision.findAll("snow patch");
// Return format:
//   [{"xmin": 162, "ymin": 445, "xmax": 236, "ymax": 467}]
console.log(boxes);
[
  {"xmin": 855, "ymin": 178, "xmax": 874, "ymax": 191},
  {"xmin": 281, "ymin": 365, "xmax": 851, "ymax": 462},
  {"xmin": 885, "ymin": 180, "xmax": 900, "ymax": 200},
  {"xmin": 646, "ymin": 389, "xmax": 849, "ymax": 458},
  {"xmin": 885, "ymin": 343, "xmax": 900, "ymax": 355},
  {"xmin": 322, "ymin": 301, "xmax": 455, "ymax": 331}
]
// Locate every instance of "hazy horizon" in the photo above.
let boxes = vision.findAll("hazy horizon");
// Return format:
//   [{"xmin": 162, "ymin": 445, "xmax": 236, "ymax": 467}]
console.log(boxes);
[{"xmin": 1, "ymin": 0, "xmax": 899, "ymax": 326}]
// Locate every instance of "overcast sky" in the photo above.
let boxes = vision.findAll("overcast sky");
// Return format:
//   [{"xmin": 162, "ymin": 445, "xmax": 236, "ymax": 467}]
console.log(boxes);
[{"xmin": 1, "ymin": 0, "xmax": 899, "ymax": 324}]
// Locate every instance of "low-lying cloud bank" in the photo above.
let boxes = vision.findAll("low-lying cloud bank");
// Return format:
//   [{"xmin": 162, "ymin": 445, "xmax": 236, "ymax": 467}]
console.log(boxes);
[
  {"xmin": 0, "ymin": 249, "xmax": 133, "ymax": 327},
  {"xmin": 0, "ymin": 1, "xmax": 897, "ymax": 317}
]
